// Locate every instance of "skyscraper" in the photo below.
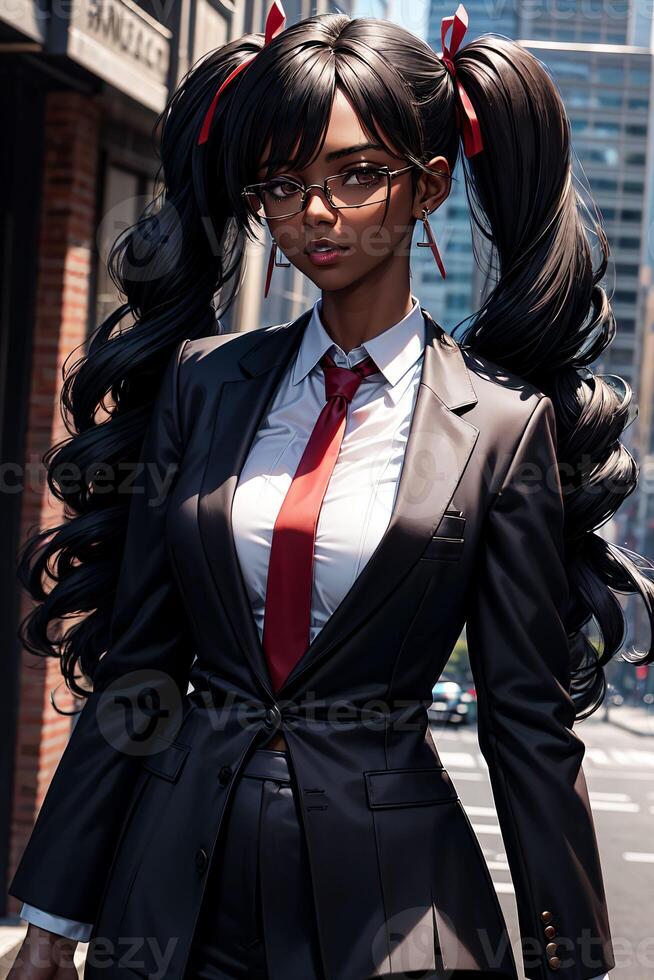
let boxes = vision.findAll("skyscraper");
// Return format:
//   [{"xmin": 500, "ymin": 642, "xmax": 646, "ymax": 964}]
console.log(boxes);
[{"xmin": 422, "ymin": 0, "xmax": 652, "ymax": 402}]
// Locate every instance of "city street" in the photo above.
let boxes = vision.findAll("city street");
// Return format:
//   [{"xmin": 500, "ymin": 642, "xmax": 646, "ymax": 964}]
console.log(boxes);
[{"xmin": 430, "ymin": 711, "xmax": 654, "ymax": 980}]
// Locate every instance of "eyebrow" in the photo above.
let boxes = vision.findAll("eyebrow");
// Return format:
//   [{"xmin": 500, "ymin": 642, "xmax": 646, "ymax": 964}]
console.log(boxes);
[
  {"xmin": 325, "ymin": 141, "xmax": 385, "ymax": 162},
  {"xmin": 260, "ymin": 141, "xmax": 386, "ymax": 170}
]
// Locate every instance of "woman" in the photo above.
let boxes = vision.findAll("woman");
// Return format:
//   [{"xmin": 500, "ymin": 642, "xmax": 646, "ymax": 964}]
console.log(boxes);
[{"xmin": 8, "ymin": 3, "xmax": 648, "ymax": 978}]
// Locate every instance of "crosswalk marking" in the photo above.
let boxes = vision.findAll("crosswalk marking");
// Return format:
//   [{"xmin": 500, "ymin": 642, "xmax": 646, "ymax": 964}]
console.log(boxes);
[
  {"xmin": 588, "ymin": 799, "xmax": 640, "ymax": 812},
  {"xmin": 465, "ymin": 805, "xmax": 498, "ymax": 817},
  {"xmin": 471, "ymin": 823, "xmax": 502, "ymax": 835},
  {"xmin": 623, "ymin": 852, "xmax": 654, "ymax": 863},
  {"xmin": 439, "ymin": 751, "xmax": 477, "ymax": 768}
]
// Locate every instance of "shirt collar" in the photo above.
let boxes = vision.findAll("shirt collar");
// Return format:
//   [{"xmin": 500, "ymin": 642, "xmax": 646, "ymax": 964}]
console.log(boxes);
[{"xmin": 291, "ymin": 295, "xmax": 425, "ymax": 404}]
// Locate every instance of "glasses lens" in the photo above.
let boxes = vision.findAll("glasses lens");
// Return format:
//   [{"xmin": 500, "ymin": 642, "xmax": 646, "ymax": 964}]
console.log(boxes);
[
  {"xmin": 326, "ymin": 167, "xmax": 389, "ymax": 208},
  {"xmin": 258, "ymin": 178, "xmax": 304, "ymax": 218},
  {"xmin": 244, "ymin": 191, "xmax": 266, "ymax": 217}
]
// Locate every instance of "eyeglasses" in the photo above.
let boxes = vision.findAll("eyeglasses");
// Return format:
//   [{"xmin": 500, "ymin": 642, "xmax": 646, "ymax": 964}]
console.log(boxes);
[{"xmin": 242, "ymin": 163, "xmax": 421, "ymax": 220}]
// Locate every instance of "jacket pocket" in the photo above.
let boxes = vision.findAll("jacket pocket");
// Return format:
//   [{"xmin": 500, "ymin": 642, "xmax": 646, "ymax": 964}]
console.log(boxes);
[
  {"xmin": 364, "ymin": 766, "xmax": 458, "ymax": 808},
  {"xmin": 420, "ymin": 511, "xmax": 466, "ymax": 562},
  {"xmin": 141, "ymin": 738, "xmax": 191, "ymax": 782}
]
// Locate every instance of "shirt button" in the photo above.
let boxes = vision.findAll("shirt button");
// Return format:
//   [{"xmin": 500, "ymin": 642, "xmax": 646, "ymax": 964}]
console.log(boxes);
[
  {"xmin": 218, "ymin": 765, "xmax": 232, "ymax": 785},
  {"xmin": 195, "ymin": 848, "xmax": 208, "ymax": 874},
  {"xmin": 540, "ymin": 910, "xmax": 553, "ymax": 924},
  {"xmin": 547, "ymin": 956, "xmax": 561, "ymax": 970}
]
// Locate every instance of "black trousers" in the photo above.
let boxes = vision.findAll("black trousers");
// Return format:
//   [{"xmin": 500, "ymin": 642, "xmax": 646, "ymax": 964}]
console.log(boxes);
[
  {"xmin": 185, "ymin": 746, "xmax": 510, "ymax": 980},
  {"xmin": 184, "ymin": 746, "xmax": 325, "ymax": 980}
]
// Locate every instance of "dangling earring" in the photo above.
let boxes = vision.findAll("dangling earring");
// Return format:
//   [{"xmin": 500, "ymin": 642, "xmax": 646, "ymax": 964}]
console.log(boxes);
[
  {"xmin": 416, "ymin": 207, "xmax": 446, "ymax": 279},
  {"xmin": 264, "ymin": 239, "xmax": 291, "ymax": 298}
]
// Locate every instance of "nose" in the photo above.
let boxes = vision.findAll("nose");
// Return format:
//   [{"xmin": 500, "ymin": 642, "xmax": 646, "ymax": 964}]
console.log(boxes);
[{"xmin": 302, "ymin": 185, "xmax": 337, "ymax": 225}]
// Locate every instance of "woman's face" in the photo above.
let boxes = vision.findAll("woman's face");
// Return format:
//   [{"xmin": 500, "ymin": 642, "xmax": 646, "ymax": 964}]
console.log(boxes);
[{"xmin": 253, "ymin": 87, "xmax": 451, "ymax": 291}]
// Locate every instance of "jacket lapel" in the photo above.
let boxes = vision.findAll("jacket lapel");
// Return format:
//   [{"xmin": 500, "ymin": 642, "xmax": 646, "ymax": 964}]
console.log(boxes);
[
  {"xmin": 197, "ymin": 306, "xmax": 480, "ymax": 701},
  {"xmin": 197, "ymin": 311, "xmax": 312, "ymax": 700}
]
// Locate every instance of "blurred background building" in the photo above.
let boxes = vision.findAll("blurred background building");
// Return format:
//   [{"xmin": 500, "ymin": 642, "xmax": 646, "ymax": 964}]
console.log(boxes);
[{"xmin": 419, "ymin": 0, "xmax": 654, "ymax": 689}]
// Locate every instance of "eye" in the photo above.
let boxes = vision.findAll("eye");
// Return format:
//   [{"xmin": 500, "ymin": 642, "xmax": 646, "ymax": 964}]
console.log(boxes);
[
  {"xmin": 265, "ymin": 177, "xmax": 302, "ymax": 199},
  {"xmin": 341, "ymin": 166, "xmax": 385, "ymax": 187}
]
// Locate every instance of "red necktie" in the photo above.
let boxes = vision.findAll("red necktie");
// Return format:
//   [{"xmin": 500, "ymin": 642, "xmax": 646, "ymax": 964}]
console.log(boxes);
[{"xmin": 262, "ymin": 350, "xmax": 380, "ymax": 691}]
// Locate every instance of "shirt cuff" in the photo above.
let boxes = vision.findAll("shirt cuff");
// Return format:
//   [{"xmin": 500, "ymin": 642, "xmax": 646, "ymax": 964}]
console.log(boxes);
[{"xmin": 19, "ymin": 902, "xmax": 93, "ymax": 942}]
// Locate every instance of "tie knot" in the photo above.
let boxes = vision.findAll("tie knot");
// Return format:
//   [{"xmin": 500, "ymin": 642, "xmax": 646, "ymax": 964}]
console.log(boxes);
[{"xmin": 320, "ymin": 351, "xmax": 379, "ymax": 403}]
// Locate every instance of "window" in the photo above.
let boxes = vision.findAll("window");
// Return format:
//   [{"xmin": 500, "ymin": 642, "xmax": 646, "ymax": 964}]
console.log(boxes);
[
  {"xmin": 627, "ymin": 68, "xmax": 651, "ymax": 88},
  {"xmin": 591, "ymin": 178, "xmax": 619, "ymax": 193},
  {"xmin": 94, "ymin": 163, "xmax": 157, "ymax": 331},
  {"xmin": 615, "ymin": 264, "xmax": 639, "ymax": 277},
  {"xmin": 617, "ymin": 319, "xmax": 636, "ymax": 332}
]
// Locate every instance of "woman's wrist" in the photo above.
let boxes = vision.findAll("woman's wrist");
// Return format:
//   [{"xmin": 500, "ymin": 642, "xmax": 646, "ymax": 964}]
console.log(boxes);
[{"xmin": 21, "ymin": 923, "xmax": 77, "ymax": 963}]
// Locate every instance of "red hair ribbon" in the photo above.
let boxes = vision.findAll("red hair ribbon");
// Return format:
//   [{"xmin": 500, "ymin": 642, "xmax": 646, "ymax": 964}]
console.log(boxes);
[
  {"xmin": 198, "ymin": 0, "xmax": 286, "ymax": 146},
  {"xmin": 440, "ymin": 3, "xmax": 484, "ymax": 157}
]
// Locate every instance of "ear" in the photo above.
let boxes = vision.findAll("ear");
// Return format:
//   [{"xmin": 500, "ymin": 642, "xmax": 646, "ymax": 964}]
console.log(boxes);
[{"xmin": 412, "ymin": 156, "xmax": 452, "ymax": 219}]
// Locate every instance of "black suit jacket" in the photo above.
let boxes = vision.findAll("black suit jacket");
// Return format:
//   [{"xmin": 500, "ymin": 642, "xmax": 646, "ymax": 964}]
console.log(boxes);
[{"xmin": 9, "ymin": 308, "xmax": 615, "ymax": 980}]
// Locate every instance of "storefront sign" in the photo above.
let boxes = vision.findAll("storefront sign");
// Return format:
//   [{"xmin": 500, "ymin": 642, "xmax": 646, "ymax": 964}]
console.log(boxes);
[{"xmin": 52, "ymin": 0, "xmax": 172, "ymax": 112}]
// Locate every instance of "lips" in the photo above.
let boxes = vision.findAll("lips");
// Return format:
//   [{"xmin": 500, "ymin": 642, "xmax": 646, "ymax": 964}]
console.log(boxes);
[{"xmin": 305, "ymin": 240, "xmax": 346, "ymax": 253}]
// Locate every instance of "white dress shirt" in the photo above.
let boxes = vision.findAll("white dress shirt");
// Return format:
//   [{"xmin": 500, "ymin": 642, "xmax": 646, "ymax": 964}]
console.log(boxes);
[
  {"xmin": 17, "ymin": 296, "xmax": 610, "ymax": 978},
  {"xmin": 231, "ymin": 293, "xmax": 425, "ymax": 646}
]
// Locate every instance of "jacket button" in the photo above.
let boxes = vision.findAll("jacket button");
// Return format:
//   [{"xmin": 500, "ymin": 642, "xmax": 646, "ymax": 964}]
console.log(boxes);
[
  {"xmin": 540, "ymin": 910, "xmax": 553, "ymax": 924},
  {"xmin": 544, "ymin": 925, "xmax": 556, "ymax": 939},
  {"xmin": 545, "ymin": 942, "xmax": 558, "ymax": 956},
  {"xmin": 218, "ymin": 765, "xmax": 232, "ymax": 785},
  {"xmin": 547, "ymin": 956, "xmax": 561, "ymax": 970},
  {"xmin": 264, "ymin": 704, "xmax": 282, "ymax": 730},
  {"xmin": 195, "ymin": 848, "xmax": 208, "ymax": 874}
]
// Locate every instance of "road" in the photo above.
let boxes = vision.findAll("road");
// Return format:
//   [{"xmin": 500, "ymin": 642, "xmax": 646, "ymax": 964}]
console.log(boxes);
[{"xmin": 430, "ymin": 711, "xmax": 654, "ymax": 980}]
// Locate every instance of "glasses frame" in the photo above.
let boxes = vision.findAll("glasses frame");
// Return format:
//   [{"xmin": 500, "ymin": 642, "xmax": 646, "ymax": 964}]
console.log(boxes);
[{"xmin": 242, "ymin": 163, "xmax": 434, "ymax": 221}]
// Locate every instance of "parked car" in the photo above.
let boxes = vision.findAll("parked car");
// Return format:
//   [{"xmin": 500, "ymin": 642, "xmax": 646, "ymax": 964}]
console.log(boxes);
[{"xmin": 428, "ymin": 680, "xmax": 477, "ymax": 725}]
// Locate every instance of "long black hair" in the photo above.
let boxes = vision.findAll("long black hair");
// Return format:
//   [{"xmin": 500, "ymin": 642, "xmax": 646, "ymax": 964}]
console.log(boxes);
[{"xmin": 18, "ymin": 10, "xmax": 654, "ymax": 717}]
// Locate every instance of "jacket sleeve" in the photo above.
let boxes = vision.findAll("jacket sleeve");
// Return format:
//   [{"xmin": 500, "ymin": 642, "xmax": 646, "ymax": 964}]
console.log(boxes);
[
  {"xmin": 8, "ymin": 338, "xmax": 195, "ymax": 925},
  {"xmin": 465, "ymin": 395, "xmax": 615, "ymax": 980}
]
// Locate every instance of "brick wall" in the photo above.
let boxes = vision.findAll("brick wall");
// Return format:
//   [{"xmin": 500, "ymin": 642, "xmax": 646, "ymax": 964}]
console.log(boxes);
[{"xmin": 7, "ymin": 91, "xmax": 101, "ymax": 913}]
